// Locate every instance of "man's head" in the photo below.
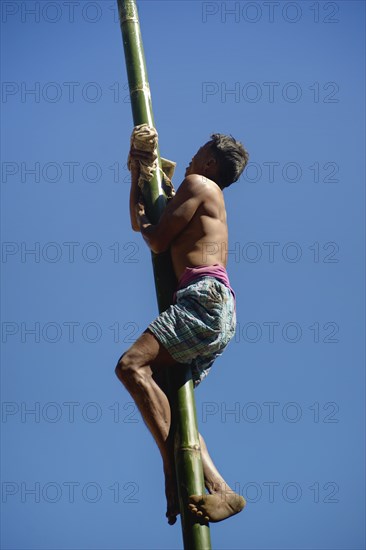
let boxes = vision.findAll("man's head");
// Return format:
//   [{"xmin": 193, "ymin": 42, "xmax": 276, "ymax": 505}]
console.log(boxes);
[{"xmin": 185, "ymin": 133, "xmax": 249, "ymax": 188}]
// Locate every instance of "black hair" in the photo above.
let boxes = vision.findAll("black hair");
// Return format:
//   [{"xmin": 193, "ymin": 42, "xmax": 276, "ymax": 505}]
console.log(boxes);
[{"xmin": 208, "ymin": 133, "xmax": 249, "ymax": 188}]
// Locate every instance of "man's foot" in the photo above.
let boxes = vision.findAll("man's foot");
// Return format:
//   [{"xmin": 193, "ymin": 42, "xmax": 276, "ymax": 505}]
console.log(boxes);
[
  {"xmin": 165, "ymin": 474, "xmax": 180, "ymax": 525},
  {"xmin": 188, "ymin": 491, "xmax": 246, "ymax": 523}
]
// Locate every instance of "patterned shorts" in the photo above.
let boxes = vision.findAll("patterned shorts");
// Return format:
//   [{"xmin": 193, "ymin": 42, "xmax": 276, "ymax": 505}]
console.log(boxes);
[{"xmin": 147, "ymin": 277, "xmax": 236, "ymax": 387}]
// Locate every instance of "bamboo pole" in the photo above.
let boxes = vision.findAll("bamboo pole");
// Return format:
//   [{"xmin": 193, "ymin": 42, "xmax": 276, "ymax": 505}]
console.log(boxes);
[{"xmin": 116, "ymin": 1, "xmax": 212, "ymax": 548}]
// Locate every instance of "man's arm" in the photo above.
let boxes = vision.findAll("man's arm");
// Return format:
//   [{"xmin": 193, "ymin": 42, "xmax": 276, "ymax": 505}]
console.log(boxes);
[
  {"xmin": 136, "ymin": 174, "xmax": 205, "ymax": 254},
  {"xmin": 128, "ymin": 147, "xmax": 157, "ymax": 232},
  {"xmin": 129, "ymin": 158, "xmax": 141, "ymax": 232}
]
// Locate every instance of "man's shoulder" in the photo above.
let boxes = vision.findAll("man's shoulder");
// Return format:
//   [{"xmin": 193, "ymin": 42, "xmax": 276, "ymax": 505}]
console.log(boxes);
[{"xmin": 180, "ymin": 174, "xmax": 221, "ymax": 195}]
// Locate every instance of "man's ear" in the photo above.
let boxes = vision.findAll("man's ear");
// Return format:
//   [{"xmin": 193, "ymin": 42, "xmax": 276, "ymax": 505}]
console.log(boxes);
[{"xmin": 205, "ymin": 157, "xmax": 217, "ymax": 169}]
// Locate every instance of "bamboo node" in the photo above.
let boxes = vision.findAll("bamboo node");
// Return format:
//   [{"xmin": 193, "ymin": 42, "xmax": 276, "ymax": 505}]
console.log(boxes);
[
  {"xmin": 179, "ymin": 445, "xmax": 201, "ymax": 454},
  {"xmin": 118, "ymin": 0, "xmax": 139, "ymax": 24},
  {"xmin": 130, "ymin": 84, "xmax": 151, "ymax": 94},
  {"xmin": 121, "ymin": 15, "xmax": 139, "ymax": 23}
]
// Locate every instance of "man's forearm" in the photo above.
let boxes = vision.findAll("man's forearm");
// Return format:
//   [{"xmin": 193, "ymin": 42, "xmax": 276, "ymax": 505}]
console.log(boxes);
[
  {"xmin": 138, "ymin": 214, "xmax": 160, "ymax": 253},
  {"xmin": 129, "ymin": 165, "xmax": 141, "ymax": 232}
]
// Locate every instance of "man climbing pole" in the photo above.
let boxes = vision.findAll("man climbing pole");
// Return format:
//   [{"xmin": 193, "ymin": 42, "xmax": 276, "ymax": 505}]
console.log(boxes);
[{"xmin": 115, "ymin": 130, "xmax": 249, "ymax": 526}]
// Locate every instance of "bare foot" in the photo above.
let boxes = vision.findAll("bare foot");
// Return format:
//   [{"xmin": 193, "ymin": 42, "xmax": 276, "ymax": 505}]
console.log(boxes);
[
  {"xmin": 188, "ymin": 491, "xmax": 246, "ymax": 523},
  {"xmin": 165, "ymin": 473, "xmax": 180, "ymax": 525}
]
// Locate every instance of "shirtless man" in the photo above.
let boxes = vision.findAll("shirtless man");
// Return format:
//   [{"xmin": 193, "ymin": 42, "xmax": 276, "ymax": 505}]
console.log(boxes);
[{"xmin": 115, "ymin": 133, "xmax": 249, "ymax": 525}]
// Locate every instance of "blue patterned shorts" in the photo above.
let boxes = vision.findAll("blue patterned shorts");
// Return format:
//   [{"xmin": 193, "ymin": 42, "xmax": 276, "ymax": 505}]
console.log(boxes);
[{"xmin": 147, "ymin": 277, "xmax": 236, "ymax": 387}]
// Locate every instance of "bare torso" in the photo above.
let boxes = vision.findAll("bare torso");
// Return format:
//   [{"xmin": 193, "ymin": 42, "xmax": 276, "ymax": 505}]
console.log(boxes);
[{"xmin": 170, "ymin": 177, "xmax": 228, "ymax": 280}]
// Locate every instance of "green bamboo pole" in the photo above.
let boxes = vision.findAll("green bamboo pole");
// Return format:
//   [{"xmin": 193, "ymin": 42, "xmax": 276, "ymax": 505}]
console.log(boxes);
[{"xmin": 117, "ymin": 1, "xmax": 212, "ymax": 549}]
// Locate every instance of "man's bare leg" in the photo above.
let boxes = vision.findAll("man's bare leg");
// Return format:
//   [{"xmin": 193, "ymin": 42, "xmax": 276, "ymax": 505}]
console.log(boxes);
[
  {"xmin": 115, "ymin": 330, "xmax": 244, "ymax": 524},
  {"xmin": 189, "ymin": 434, "xmax": 246, "ymax": 523},
  {"xmin": 114, "ymin": 329, "xmax": 180, "ymax": 525}
]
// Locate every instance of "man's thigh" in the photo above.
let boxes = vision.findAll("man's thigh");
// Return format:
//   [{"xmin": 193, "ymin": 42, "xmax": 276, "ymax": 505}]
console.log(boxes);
[
  {"xmin": 121, "ymin": 328, "xmax": 179, "ymax": 372},
  {"xmin": 126, "ymin": 329, "xmax": 187, "ymax": 397}
]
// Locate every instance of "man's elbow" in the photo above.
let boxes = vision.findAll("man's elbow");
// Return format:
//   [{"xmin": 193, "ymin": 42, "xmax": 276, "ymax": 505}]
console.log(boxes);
[{"xmin": 150, "ymin": 238, "xmax": 169, "ymax": 254}]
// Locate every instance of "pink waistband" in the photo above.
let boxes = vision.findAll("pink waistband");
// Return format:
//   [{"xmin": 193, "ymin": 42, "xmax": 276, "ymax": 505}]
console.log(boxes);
[{"xmin": 175, "ymin": 264, "xmax": 236, "ymax": 302}]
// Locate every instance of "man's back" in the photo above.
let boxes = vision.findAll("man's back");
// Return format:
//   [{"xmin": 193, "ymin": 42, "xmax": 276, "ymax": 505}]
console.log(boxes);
[{"xmin": 169, "ymin": 174, "xmax": 229, "ymax": 279}]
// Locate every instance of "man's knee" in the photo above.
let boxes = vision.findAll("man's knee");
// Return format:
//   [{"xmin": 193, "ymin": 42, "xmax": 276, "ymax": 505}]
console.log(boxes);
[{"xmin": 114, "ymin": 349, "xmax": 143, "ymax": 384}]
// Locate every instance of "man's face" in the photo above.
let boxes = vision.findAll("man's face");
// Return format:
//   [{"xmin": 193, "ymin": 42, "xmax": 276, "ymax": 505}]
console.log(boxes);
[{"xmin": 184, "ymin": 142, "xmax": 214, "ymax": 178}]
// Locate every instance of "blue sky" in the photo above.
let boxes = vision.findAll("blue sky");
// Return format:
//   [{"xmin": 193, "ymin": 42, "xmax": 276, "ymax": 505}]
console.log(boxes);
[{"xmin": 1, "ymin": 1, "xmax": 365, "ymax": 549}]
